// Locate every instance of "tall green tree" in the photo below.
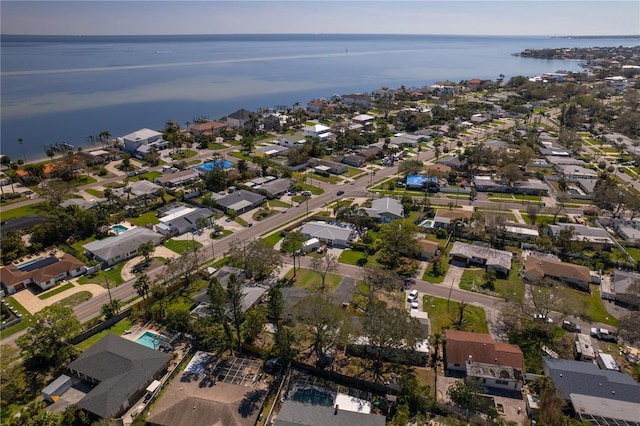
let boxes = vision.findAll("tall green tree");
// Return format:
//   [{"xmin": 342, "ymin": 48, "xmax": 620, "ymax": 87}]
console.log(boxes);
[
  {"xmin": 377, "ymin": 219, "xmax": 421, "ymax": 269},
  {"xmin": 133, "ymin": 273, "xmax": 151, "ymax": 300},
  {"xmin": 206, "ymin": 278, "xmax": 234, "ymax": 354},
  {"xmin": 17, "ymin": 305, "xmax": 81, "ymax": 365},
  {"xmin": 280, "ymin": 231, "xmax": 305, "ymax": 278},
  {"xmin": 447, "ymin": 377, "xmax": 484, "ymax": 420},
  {"xmin": 294, "ymin": 295, "xmax": 350, "ymax": 365},
  {"xmin": 136, "ymin": 240, "xmax": 155, "ymax": 264},
  {"xmin": 361, "ymin": 301, "xmax": 423, "ymax": 380},
  {"xmin": 227, "ymin": 273, "xmax": 246, "ymax": 353}
]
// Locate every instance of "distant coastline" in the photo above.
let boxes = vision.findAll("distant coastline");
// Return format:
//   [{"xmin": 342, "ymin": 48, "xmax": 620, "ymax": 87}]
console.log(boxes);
[{"xmin": 551, "ymin": 35, "xmax": 640, "ymax": 39}]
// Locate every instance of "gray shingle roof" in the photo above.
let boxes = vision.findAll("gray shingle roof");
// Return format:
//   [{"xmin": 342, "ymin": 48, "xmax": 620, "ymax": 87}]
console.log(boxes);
[
  {"xmin": 275, "ymin": 400, "xmax": 386, "ymax": 426},
  {"xmin": 543, "ymin": 357, "xmax": 640, "ymax": 403},
  {"xmin": 450, "ymin": 241, "xmax": 513, "ymax": 271},
  {"xmin": 83, "ymin": 227, "xmax": 162, "ymax": 262},
  {"xmin": 68, "ymin": 334, "xmax": 171, "ymax": 418},
  {"xmin": 299, "ymin": 222, "xmax": 355, "ymax": 243}
]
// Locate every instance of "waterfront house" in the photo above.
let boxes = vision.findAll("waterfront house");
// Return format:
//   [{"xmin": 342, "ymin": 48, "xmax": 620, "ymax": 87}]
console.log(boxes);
[
  {"xmin": 120, "ymin": 128, "xmax": 169, "ymax": 159},
  {"xmin": 83, "ymin": 227, "xmax": 163, "ymax": 267},
  {"xmin": 188, "ymin": 121, "xmax": 227, "ymax": 137},
  {"xmin": 445, "ymin": 330, "xmax": 525, "ymax": 392},
  {"xmin": 65, "ymin": 334, "xmax": 171, "ymax": 419},
  {"xmin": 341, "ymin": 93, "xmax": 371, "ymax": 109},
  {"xmin": 225, "ymin": 108, "xmax": 254, "ymax": 128},
  {"xmin": 449, "ymin": 241, "xmax": 513, "ymax": 277},
  {"xmin": 1, "ymin": 253, "xmax": 86, "ymax": 294}
]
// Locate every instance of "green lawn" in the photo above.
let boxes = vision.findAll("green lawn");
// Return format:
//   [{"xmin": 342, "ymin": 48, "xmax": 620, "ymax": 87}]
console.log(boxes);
[
  {"xmin": 263, "ymin": 232, "xmax": 283, "ymax": 248},
  {"xmin": 345, "ymin": 167, "xmax": 366, "ymax": 178},
  {"xmin": 0, "ymin": 201, "xmax": 49, "ymax": 221},
  {"xmin": 75, "ymin": 318, "xmax": 134, "ymax": 352},
  {"xmin": 459, "ymin": 263, "xmax": 525, "ymax": 301},
  {"xmin": 84, "ymin": 188, "xmax": 103, "ymax": 197},
  {"xmin": 422, "ymin": 254, "xmax": 450, "ymax": 284},
  {"xmin": 130, "ymin": 171, "xmax": 161, "ymax": 182},
  {"xmin": 338, "ymin": 249, "xmax": 380, "ymax": 268},
  {"xmin": 266, "ymin": 199, "xmax": 292, "ymax": 208},
  {"xmin": 129, "ymin": 211, "xmax": 160, "ymax": 226},
  {"xmin": 210, "ymin": 229, "xmax": 233, "ymax": 239},
  {"xmin": 625, "ymin": 246, "xmax": 640, "ymax": 262},
  {"xmin": 308, "ymin": 174, "xmax": 342, "ymax": 183},
  {"xmin": 422, "ymin": 296, "xmax": 489, "ymax": 334},
  {"xmin": 54, "ymin": 291, "xmax": 92, "ymax": 309},
  {"xmin": 284, "ymin": 268, "xmax": 342, "ymax": 293},
  {"xmin": 0, "ymin": 297, "xmax": 33, "ymax": 339},
  {"xmin": 77, "ymin": 262, "xmax": 126, "ymax": 286},
  {"xmin": 556, "ymin": 284, "xmax": 619, "ymax": 326},
  {"xmin": 71, "ymin": 175, "xmax": 97, "ymax": 187},
  {"xmin": 207, "ymin": 143, "xmax": 227, "ymax": 150},
  {"xmin": 169, "ymin": 149, "xmax": 197, "ymax": 160},
  {"xmin": 164, "ymin": 238, "xmax": 203, "ymax": 255},
  {"xmin": 38, "ymin": 283, "xmax": 75, "ymax": 299}
]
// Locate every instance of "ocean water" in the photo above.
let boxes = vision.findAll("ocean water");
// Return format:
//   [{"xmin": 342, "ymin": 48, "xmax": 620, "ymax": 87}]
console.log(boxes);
[{"xmin": 0, "ymin": 34, "xmax": 635, "ymax": 161}]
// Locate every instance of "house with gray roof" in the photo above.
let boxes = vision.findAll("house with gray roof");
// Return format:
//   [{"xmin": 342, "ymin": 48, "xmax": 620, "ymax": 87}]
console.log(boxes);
[
  {"xmin": 253, "ymin": 177, "xmax": 291, "ymax": 199},
  {"xmin": 569, "ymin": 393, "xmax": 640, "ymax": 426},
  {"xmin": 548, "ymin": 223, "xmax": 615, "ymax": 250},
  {"xmin": 155, "ymin": 207, "xmax": 213, "ymax": 236},
  {"xmin": 154, "ymin": 169, "xmax": 200, "ymax": 188},
  {"xmin": 215, "ymin": 189, "xmax": 266, "ymax": 215},
  {"xmin": 299, "ymin": 221, "xmax": 355, "ymax": 248},
  {"xmin": 66, "ymin": 334, "xmax": 171, "ymax": 419},
  {"xmin": 364, "ymin": 197, "xmax": 403, "ymax": 222},
  {"xmin": 83, "ymin": 227, "xmax": 163, "ymax": 267},
  {"xmin": 275, "ymin": 400, "xmax": 386, "ymax": 426},
  {"xmin": 449, "ymin": 241, "xmax": 513, "ymax": 277},
  {"xmin": 543, "ymin": 357, "xmax": 640, "ymax": 403},
  {"xmin": 612, "ymin": 270, "xmax": 640, "ymax": 308},
  {"xmin": 113, "ymin": 180, "xmax": 162, "ymax": 203}
]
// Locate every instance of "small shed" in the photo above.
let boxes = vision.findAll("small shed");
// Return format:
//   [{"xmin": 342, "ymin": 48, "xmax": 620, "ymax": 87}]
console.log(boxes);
[
  {"xmin": 302, "ymin": 238, "xmax": 321, "ymax": 252},
  {"xmin": 42, "ymin": 374, "xmax": 72, "ymax": 403}
]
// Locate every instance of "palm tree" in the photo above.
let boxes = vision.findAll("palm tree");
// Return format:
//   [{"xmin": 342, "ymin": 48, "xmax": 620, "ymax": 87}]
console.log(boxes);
[
  {"xmin": 133, "ymin": 274, "xmax": 151, "ymax": 300},
  {"xmin": 17, "ymin": 138, "xmax": 26, "ymax": 164}
]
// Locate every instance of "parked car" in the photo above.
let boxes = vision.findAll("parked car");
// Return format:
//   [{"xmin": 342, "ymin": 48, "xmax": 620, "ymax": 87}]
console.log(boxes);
[
  {"xmin": 407, "ymin": 289, "xmax": 419, "ymax": 302},
  {"xmin": 336, "ymin": 190, "xmax": 344, "ymax": 196},
  {"xmin": 598, "ymin": 333, "xmax": 618, "ymax": 343},
  {"xmin": 562, "ymin": 320, "xmax": 581, "ymax": 333},
  {"xmin": 590, "ymin": 327, "xmax": 611, "ymax": 337},
  {"xmin": 410, "ymin": 301, "xmax": 419, "ymax": 311},
  {"xmin": 301, "ymin": 190, "xmax": 312, "ymax": 197},
  {"xmin": 533, "ymin": 313, "xmax": 553, "ymax": 323}
]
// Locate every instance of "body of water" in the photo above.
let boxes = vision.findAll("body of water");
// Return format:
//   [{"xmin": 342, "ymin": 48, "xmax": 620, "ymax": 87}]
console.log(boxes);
[{"xmin": 1, "ymin": 34, "xmax": 636, "ymax": 161}]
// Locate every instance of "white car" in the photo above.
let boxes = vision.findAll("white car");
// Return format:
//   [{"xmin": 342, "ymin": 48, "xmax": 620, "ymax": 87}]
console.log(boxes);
[
  {"xmin": 407, "ymin": 289, "xmax": 418, "ymax": 302},
  {"xmin": 533, "ymin": 314, "xmax": 553, "ymax": 323},
  {"xmin": 410, "ymin": 301, "xmax": 419, "ymax": 311}
]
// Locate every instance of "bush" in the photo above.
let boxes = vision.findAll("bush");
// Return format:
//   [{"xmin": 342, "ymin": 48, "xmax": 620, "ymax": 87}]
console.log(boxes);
[{"xmin": 435, "ymin": 228, "xmax": 449, "ymax": 239}]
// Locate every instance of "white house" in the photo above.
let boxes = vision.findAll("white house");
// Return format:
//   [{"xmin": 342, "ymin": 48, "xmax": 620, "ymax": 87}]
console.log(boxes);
[
  {"xmin": 302, "ymin": 124, "xmax": 331, "ymax": 140},
  {"xmin": 120, "ymin": 128, "xmax": 168, "ymax": 159}
]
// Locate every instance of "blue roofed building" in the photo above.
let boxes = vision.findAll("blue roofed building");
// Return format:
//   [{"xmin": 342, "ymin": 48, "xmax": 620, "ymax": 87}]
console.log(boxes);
[{"xmin": 406, "ymin": 174, "xmax": 439, "ymax": 191}]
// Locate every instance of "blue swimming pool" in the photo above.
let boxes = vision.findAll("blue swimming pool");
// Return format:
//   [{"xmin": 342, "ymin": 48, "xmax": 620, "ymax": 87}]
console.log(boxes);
[
  {"xmin": 419, "ymin": 219, "xmax": 435, "ymax": 228},
  {"xmin": 198, "ymin": 160, "xmax": 232, "ymax": 172},
  {"xmin": 112, "ymin": 224, "xmax": 129, "ymax": 234},
  {"xmin": 136, "ymin": 331, "xmax": 162, "ymax": 350}
]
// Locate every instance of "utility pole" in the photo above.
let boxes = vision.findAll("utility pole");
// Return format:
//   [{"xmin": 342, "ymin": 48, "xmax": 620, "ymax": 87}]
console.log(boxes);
[{"xmin": 104, "ymin": 274, "xmax": 113, "ymax": 305}]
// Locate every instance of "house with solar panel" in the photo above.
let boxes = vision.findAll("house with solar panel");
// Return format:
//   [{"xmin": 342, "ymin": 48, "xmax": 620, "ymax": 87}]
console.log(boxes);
[{"xmin": 0, "ymin": 253, "xmax": 86, "ymax": 294}]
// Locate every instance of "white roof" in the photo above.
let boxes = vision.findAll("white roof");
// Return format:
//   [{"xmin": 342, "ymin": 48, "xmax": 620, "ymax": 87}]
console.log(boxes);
[
  {"xmin": 335, "ymin": 392, "xmax": 371, "ymax": 414},
  {"xmin": 352, "ymin": 114, "xmax": 375, "ymax": 121},
  {"xmin": 159, "ymin": 207, "xmax": 196, "ymax": 223},
  {"xmin": 121, "ymin": 128, "xmax": 161, "ymax": 141},
  {"xmin": 303, "ymin": 124, "xmax": 330, "ymax": 132}
]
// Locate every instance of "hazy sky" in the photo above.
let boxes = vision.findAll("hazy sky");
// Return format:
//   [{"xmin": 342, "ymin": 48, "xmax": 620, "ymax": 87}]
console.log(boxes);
[{"xmin": 1, "ymin": 1, "xmax": 639, "ymax": 36}]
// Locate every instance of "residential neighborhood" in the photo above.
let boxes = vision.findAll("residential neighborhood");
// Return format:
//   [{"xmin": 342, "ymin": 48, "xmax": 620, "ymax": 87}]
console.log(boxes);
[{"xmin": 2, "ymin": 43, "xmax": 640, "ymax": 426}]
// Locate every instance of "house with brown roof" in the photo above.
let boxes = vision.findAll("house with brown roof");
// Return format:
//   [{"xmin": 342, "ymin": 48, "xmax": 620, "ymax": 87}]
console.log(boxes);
[
  {"xmin": 0, "ymin": 253, "xmax": 86, "ymax": 294},
  {"xmin": 419, "ymin": 240, "xmax": 440, "ymax": 260},
  {"xmin": 433, "ymin": 209, "xmax": 473, "ymax": 229},
  {"xmin": 445, "ymin": 330, "xmax": 525, "ymax": 392},
  {"xmin": 524, "ymin": 254, "xmax": 592, "ymax": 291},
  {"xmin": 188, "ymin": 121, "xmax": 227, "ymax": 137}
]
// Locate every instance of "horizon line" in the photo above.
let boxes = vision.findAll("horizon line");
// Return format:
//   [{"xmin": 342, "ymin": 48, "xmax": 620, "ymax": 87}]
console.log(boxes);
[{"xmin": 2, "ymin": 32, "xmax": 640, "ymax": 38}]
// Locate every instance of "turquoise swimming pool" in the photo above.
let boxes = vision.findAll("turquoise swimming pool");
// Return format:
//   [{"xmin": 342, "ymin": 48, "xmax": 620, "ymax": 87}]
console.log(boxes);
[
  {"xmin": 419, "ymin": 219, "xmax": 435, "ymax": 228},
  {"xmin": 112, "ymin": 224, "xmax": 129, "ymax": 234},
  {"xmin": 136, "ymin": 331, "xmax": 162, "ymax": 350}
]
